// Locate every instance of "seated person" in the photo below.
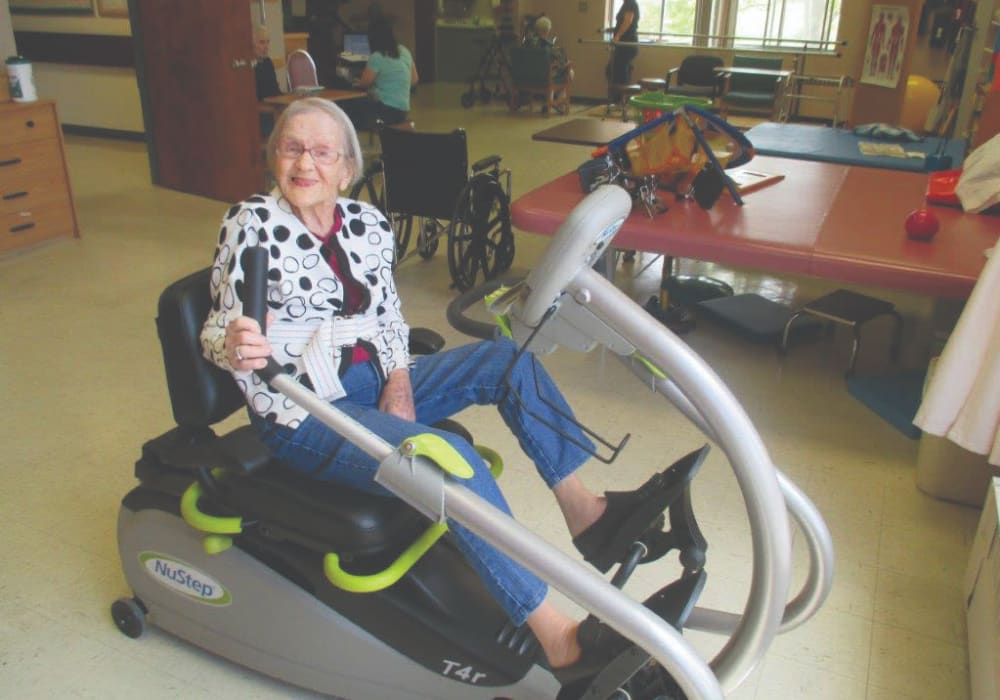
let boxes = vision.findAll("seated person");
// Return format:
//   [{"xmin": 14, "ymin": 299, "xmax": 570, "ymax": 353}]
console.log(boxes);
[
  {"xmin": 252, "ymin": 23, "xmax": 281, "ymax": 137},
  {"xmin": 201, "ymin": 97, "xmax": 671, "ymax": 682},
  {"xmin": 350, "ymin": 19, "xmax": 418, "ymax": 128},
  {"xmin": 527, "ymin": 16, "xmax": 574, "ymax": 84},
  {"xmin": 253, "ymin": 24, "xmax": 281, "ymax": 100}
]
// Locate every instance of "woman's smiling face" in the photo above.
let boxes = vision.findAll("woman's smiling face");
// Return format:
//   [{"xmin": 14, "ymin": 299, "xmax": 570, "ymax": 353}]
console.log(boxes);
[{"xmin": 274, "ymin": 110, "xmax": 354, "ymax": 220}]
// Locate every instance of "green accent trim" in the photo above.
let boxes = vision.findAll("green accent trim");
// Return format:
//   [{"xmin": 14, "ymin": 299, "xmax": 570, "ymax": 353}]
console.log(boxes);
[
  {"xmin": 203, "ymin": 535, "xmax": 233, "ymax": 554},
  {"xmin": 475, "ymin": 445, "xmax": 504, "ymax": 479},
  {"xmin": 494, "ymin": 314, "xmax": 513, "ymax": 339},
  {"xmin": 402, "ymin": 433, "xmax": 473, "ymax": 479},
  {"xmin": 632, "ymin": 352, "xmax": 668, "ymax": 380},
  {"xmin": 483, "ymin": 285, "xmax": 514, "ymax": 338},
  {"xmin": 180, "ymin": 473, "xmax": 243, "ymax": 535},
  {"xmin": 324, "ymin": 522, "xmax": 448, "ymax": 592}
]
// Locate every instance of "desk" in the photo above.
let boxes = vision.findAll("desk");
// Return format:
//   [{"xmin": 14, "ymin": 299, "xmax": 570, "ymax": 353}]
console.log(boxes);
[
  {"xmin": 511, "ymin": 156, "xmax": 998, "ymax": 299},
  {"xmin": 532, "ymin": 118, "xmax": 637, "ymax": 147},
  {"xmin": 262, "ymin": 89, "xmax": 367, "ymax": 113},
  {"xmin": 745, "ymin": 122, "xmax": 966, "ymax": 173}
]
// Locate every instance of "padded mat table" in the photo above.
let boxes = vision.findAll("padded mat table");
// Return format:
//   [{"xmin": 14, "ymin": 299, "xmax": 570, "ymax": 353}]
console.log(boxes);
[{"xmin": 744, "ymin": 122, "xmax": 965, "ymax": 173}]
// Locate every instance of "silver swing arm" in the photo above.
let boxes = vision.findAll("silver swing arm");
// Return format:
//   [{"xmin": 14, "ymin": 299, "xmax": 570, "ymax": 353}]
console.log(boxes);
[{"xmin": 493, "ymin": 184, "xmax": 832, "ymax": 693}]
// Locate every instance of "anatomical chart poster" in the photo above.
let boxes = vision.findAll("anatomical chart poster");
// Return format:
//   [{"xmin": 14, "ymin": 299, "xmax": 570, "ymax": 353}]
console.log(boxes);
[{"xmin": 861, "ymin": 5, "xmax": 910, "ymax": 88}]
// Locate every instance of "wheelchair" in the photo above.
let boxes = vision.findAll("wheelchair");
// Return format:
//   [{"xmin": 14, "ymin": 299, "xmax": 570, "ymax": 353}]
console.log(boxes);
[
  {"xmin": 111, "ymin": 188, "xmax": 835, "ymax": 699},
  {"xmin": 349, "ymin": 123, "xmax": 515, "ymax": 292}
]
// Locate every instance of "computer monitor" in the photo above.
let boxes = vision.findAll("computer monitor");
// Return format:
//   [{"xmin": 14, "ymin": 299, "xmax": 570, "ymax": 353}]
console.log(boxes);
[{"xmin": 343, "ymin": 33, "xmax": 371, "ymax": 58}]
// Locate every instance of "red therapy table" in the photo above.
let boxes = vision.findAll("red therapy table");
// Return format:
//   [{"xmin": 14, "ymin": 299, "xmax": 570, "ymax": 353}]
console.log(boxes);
[{"xmin": 511, "ymin": 156, "xmax": 998, "ymax": 299}]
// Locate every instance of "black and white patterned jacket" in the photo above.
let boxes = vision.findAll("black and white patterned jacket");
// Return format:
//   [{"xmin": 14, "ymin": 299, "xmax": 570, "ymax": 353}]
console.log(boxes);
[{"xmin": 201, "ymin": 191, "xmax": 410, "ymax": 429}]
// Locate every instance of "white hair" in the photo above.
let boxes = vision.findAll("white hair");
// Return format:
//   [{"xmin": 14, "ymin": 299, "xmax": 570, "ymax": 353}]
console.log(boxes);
[
  {"xmin": 266, "ymin": 98, "xmax": 364, "ymax": 186},
  {"xmin": 534, "ymin": 16, "xmax": 552, "ymax": 35}
]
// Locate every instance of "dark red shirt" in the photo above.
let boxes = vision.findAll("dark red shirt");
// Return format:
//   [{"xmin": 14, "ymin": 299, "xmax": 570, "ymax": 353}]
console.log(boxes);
[{"xmin": 321, "ymin": 209, "xmax": 372, "ymax": 365}]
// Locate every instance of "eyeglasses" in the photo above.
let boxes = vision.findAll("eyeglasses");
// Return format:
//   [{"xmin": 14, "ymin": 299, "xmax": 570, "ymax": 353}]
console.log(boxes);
[{"xmin": 276, "ymin": 141, "xmax": 347, "ymax": 165}]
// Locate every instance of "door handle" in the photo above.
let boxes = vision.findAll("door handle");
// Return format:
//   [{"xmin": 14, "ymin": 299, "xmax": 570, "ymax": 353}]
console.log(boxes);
[{"xmin": 231, "ymin": 59, "xmax": 250, "ymax": 69}]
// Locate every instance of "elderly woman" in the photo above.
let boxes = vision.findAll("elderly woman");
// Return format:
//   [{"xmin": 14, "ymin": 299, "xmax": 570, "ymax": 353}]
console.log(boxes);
[{"xmin": 200, "ymin": 97, "xmax": 667, "ymax": 682}]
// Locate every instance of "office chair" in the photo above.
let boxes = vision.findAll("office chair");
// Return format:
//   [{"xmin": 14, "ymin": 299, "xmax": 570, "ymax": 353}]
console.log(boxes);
[{"xmin": 286, "ymin": 49, "xmax": 320, "ymax": 91}]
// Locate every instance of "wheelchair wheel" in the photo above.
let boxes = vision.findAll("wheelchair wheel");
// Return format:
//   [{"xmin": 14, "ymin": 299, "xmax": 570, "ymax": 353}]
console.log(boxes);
[
  {"xmin": 446, "ymin": 173, "xmax": 514, "ymax": 292},
  {"xmin": 348, "ymin": 161, "xmax": 412, "ymax": 261},
  {"xmin": 390, "ymin": 213, "xmax": 414, "ymax": 262},
  {"xmin": 460, "ymin": 91, "xmax": 476, "ymax": 108},
  {"xmin": 349, "ymin": 160, "xmax": 385, "ymax": 211},
  {"xmin": 417, "ymin": 218, "xmax": 441, "ymax": 260}
]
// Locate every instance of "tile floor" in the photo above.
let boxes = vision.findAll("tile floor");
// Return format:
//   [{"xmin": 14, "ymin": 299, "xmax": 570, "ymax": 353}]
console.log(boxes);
[{"xmin": 0, "ymin": 84, "xmax": 980, "ymax": 699}]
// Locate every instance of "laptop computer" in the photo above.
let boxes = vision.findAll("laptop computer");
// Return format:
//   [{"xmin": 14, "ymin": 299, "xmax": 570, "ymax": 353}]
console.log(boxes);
[{"xmin": 341, "ymin": 33, "xmax": 371, "ymax": 62}]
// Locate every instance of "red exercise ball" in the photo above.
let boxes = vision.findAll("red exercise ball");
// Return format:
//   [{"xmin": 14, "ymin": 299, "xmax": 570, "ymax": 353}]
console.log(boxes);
[{"xmin": 905, "ymin": 208, "xmax": 940, "ymax": 241}]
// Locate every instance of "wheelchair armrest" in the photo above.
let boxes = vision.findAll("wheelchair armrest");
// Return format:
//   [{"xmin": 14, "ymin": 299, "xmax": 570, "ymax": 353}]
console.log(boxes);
[
  {"xmin": 666, "ymin": 66, "xmax": 679, "ymax": 85},
  {"xmin": 409, "ymin": 327, "xmax": 445, "ymax": 355},
  {"xmin": 471, "ymin": 155, "xmax": 502, "ymax": 173},
  {"xmin": 151, "ymin": 424, "xmax": 272, "ymax": 476}
]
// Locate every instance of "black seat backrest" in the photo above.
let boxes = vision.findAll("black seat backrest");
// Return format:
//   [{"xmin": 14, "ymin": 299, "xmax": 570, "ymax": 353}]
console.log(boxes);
[
  {"xmin": 379, "ymin": 126, "xmax": 468, "ymax": 221},
  {"xmin": 156, "ymin": 267, "xmax": 244, "ymax": 429},
  {"xmin": 678, "ymin": 55, "xmax": 723, "ymax": 88}
]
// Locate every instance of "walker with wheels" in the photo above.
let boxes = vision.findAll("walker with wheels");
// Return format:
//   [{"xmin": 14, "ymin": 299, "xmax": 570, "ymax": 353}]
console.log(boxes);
[{"xmin": 112, "ymin": 185, "xmax": 834, "ymax": 699}]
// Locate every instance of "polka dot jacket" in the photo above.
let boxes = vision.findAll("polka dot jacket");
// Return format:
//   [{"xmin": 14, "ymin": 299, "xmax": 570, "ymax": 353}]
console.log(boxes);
[{"xmin": 200, "ymin": 191, "xmax": 410, "ymax": 429}]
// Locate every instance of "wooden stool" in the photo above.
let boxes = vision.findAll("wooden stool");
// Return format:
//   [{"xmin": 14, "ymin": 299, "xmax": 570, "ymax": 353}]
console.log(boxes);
[
  {"xmin": 640, "ymin": 78, "xmax": 667, "ymax": 92},
  {"xmin": 780, "ymin": 289, "xmax": 903, "ymax": 377},
  {"xmin": 605, "ymin": 83, "xmax": 641, "ymax": 121}
]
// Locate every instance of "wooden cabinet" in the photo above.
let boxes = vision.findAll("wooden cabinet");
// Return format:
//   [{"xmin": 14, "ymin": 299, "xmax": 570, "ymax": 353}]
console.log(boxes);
[{"xmin": 0, "ymin": 100, "xmax": 79, "ymax": 254}]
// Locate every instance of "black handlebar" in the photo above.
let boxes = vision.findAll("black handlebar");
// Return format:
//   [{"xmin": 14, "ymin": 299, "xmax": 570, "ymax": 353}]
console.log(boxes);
[{"xmin": 241, "ymin": 246, "xmax": 281, "ymax": 381}]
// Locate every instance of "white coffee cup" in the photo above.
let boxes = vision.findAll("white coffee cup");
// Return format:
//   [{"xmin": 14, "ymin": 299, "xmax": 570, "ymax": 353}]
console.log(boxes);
[{"xmin": 6, "ymin": 56, "xmax": 38, "ymax": 102}]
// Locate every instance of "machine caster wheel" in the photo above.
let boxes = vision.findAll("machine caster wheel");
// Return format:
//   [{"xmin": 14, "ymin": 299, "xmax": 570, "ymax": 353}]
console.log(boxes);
[
  {"xmin": 111, "ymin": 597, "xmax": 147, "ymax": 639},
  {"xmin": 460, "ymin": 92, "xmax": 476, "ymax": 108}
]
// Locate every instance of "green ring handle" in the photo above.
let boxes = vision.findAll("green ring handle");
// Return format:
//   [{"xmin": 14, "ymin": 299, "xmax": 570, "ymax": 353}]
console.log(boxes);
[
  {"xmin": 180, "ymin": 477, "xmax": 243, "ymax": 535},
  {"xmin": 323, "ymin": 522, "xmax": 448, "ymax": 593}
]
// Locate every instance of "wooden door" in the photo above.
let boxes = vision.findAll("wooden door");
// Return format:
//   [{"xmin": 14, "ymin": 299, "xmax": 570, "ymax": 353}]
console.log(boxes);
[{"xmin": 130, "ymin": 0, "xmax": 263, "ymax": 203}]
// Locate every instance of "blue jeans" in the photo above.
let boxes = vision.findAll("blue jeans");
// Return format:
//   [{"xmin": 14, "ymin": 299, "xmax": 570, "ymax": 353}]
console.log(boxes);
[{"xmin": 252, "ymin": 337, "xmax": 594, "ymax": 625}]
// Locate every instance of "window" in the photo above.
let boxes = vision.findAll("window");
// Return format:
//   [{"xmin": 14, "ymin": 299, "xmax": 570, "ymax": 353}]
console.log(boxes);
[{"xmin": 611, "ymin": 0, "xmax": 840, "ymax": 52}]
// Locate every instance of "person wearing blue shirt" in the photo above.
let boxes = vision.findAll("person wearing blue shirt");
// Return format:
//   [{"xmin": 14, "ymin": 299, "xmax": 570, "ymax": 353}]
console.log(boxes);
[{"xmin": 353, "ymin": 19, "xmax": 418, "ymax": 127}]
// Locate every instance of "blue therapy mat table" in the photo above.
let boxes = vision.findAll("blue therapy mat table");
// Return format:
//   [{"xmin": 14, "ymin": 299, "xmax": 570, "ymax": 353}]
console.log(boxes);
[{"xmin": 744, "ymin": 122, "xmax": 965, "ymax": 172}]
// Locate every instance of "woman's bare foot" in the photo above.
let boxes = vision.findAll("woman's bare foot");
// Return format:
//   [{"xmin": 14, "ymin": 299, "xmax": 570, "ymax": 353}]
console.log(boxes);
[
  {"xmin": 553, "ymin": 475, "xmax": 607, "ymax": 538},
  {"xmin": 527, "ymin": 604, "xmax": 582, "ymax": 668}
]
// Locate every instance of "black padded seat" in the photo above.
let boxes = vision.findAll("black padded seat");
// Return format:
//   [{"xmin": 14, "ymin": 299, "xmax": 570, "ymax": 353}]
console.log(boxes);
[{"xmin": 150, "ymin": 267, "xmax": 446, "ymax": 560}]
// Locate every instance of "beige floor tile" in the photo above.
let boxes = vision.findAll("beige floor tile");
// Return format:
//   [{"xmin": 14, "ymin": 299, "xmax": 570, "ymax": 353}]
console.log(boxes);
[
  {"xmin": 755, "ymin": 654, "xmax": 868, "ymax": 699},
  {"xmin": 872, "ymin": 567, "xmax": 966, "ymax": 646},
  {"xmin": 868, "ymin": 622, "xmax": 969, "ymax": 700}
]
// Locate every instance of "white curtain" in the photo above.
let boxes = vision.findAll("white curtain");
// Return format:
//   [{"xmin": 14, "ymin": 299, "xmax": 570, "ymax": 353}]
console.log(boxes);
[{"xmin": 914, "ymin": 246, "xmax": 1000, "ymax": 465}]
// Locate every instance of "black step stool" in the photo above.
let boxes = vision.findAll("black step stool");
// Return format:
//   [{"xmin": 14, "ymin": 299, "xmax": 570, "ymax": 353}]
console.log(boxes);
[{"xmin": 780, "ymin": 289, "xmax": 903, "ymax": 377}]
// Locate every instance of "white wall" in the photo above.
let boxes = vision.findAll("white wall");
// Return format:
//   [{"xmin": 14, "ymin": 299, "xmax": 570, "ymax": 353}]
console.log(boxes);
[{"xmin": 1, "ymin": 1, "xmax": 17, "ymax": 60}]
